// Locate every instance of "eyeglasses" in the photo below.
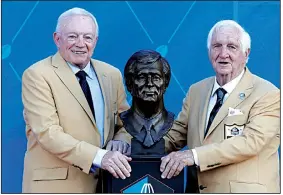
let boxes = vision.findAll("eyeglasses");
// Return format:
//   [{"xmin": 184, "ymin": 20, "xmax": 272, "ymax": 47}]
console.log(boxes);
[{"xmin": 59, "ymin": 32, "xmax": 96, "ymax": 43}]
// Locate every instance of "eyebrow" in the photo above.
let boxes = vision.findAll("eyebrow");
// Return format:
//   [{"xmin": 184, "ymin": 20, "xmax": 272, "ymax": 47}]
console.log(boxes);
[
  {"xmin": 66, "ymin": 32, "xmax": 94, "ymax": 36},
  {"xmin": 138, "ymin": 70, "xmax": 162, "ymax": 75}
]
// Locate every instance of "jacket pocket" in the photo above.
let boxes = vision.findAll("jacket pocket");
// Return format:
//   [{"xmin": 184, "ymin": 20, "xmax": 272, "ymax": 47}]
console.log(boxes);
[
  {"xmin": 229, "ymin": 181, "xmax": 267, "ymax": 193},
  {"xmin": 224, "ymin": 115, "xmax": 247, "ymax": 126},
  {"xmin": 32, "ymin": 167, "xmax": 68, "ymax": 181}
]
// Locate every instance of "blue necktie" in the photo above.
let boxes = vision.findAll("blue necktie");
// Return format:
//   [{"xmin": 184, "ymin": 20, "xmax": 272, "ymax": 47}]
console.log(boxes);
[
  {"xmin": 205, "ymin": 88, "xmax": 227, "ymax": 136},
  {"xmin": 76, "ymin": 70, "xmax": 96, "ymax": 121}
]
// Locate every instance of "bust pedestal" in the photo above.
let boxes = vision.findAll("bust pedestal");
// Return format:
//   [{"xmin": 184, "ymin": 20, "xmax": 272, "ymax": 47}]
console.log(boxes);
[{"xmin": 103, "ymin": 138, "xmax": 185, "ymax": 193}]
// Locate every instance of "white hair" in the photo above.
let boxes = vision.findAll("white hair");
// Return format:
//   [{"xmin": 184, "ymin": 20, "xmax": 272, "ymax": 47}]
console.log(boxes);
[
  {"xmin": 207, "ymin": 20, "xmax": 251, "ymax": 54},
  {"xmin": 55, "ymin": 7, "xmax": 99, "ymax": 37}
]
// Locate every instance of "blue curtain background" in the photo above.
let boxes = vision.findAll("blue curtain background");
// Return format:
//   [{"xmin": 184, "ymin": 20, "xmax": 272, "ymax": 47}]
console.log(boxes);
[{"xmin": 2, "ymin": 1, "xmax": 280, "ymax": 193}]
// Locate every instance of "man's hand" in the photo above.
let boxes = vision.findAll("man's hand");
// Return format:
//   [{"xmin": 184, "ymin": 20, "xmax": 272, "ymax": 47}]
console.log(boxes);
[
  {"xmin": 106, "ymin": 140, "xmax": 131, "ymax": 155},
  {"xmin": 160, "ymin": 150, "xmax": 195, "ymax": 179},
  {"xmin": 101, "ymin": 151, "xmax": 132, "ymax": 179}
]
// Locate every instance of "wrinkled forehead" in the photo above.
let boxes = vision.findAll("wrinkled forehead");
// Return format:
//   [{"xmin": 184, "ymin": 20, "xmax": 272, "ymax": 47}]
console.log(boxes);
[
  {"xmin": 212, "ymin": 25, "xmax": 241, "ymax": 43},
  {"xmin": 60, "ymin": 15, "xmax": 96, "ymax": 34},
  {"xmin": 135, "ymin": 61, "xmax": 163, "ymax": 73}
]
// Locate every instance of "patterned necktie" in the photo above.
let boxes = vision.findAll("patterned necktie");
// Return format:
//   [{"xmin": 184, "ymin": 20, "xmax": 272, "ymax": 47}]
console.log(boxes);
[
  {"xmin": 205, "ymin": 88, "xmax": 227, "ymax": 136},
  {"xmin": 76, "ymin": 70, "xmax": 96, "ymax": 121},
  {"xmin": 143, "ymin": 123, "xmax": 154, "ymax": 147}
]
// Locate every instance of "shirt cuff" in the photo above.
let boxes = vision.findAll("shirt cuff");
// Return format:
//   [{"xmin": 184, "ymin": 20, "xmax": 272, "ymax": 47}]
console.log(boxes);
[
  {"xmin": 192, "ymin": 149, "xmax": 199, "ymax": 166},
  {"xmin": 90, "ymin": 149, "xmax": 108, "ymax": 173},
  {"xmin": 93, "ymin": 149, "xmax": 108, "ymax": 167}
]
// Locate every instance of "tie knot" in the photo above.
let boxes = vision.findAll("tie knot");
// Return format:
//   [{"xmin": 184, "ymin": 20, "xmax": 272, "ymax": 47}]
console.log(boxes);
[
  {"xmin": 76, "ymin": 70, "xmax": 88, "ymax": 80},
  {"xmin": 216, "ymin": 88, "xmax": 227, "ymax": 100},
  {"xmin": 144, "ymin": 123, "xmax": 153, "ymax": 132}
]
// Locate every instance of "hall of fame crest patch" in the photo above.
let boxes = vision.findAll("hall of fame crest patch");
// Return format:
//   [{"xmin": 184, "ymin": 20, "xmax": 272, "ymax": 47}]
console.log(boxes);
[{"xmin": 224, "ymin": 124, "xmax": 244, "ymax": 139}]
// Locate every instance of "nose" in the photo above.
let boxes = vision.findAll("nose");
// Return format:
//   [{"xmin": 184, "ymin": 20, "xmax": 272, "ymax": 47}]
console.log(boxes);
[
  {"xmin": 146, "ymin": 76, "xmax": 153, "ymax": 86},
  {"xmin": 219, "ymin": 47, "xmax": 229, "ymax": 58},
  {"xmin": 76, "ymin": 35, "xmax": 85, "ymax": 47}
]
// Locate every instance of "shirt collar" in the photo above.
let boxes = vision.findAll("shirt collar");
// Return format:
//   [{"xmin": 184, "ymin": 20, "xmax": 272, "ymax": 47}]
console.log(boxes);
[
  {"xmin": 67, "ymin": 61, "xmax": 94, "ymax": 80},
  {"xmin": 211, "ymin": 69, "xmax": 245, "ymax": 97},
  {"xmin": 133, "ymin": 111, "xmax": 164, "ymax": 133}
]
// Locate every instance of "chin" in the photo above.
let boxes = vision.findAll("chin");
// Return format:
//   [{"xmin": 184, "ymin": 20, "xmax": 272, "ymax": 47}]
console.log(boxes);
[
  {"xmin": 142, "ymin": 97, "xmax": 158, "ymax": 102},
  {"xmin": 217, "ymin": 68, "xmax": 232, "ymax": 75},
  {"xmin": 73, "ymin": 61, "xmax": 88, "ymax": 67}
]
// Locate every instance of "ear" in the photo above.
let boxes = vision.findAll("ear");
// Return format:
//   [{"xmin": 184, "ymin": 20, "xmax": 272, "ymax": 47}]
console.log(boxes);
[
  {"xmin": 93, "ymin": 36, "xmax": 98, "ymax": 48},
  {"xmin": 125, "ymin": 80, "xmax": 133, "ymax": 94},
  {"xmin": 53, "ymin": 32, "xmax": 60, "ymax": 48},
  {"xmin": 245, "ymin": 48, "xmax": 250, "ymax": 58}
]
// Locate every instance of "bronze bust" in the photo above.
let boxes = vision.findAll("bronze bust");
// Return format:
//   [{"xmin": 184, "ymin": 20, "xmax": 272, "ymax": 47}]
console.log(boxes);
[{"xmin": 120, "ymin": 50, "xmax": 174, "ymax": 155}]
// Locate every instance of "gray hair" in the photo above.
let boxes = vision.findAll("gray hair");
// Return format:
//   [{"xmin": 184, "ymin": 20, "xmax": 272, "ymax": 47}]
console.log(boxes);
[
  {"xmin": 55, "ymin": 7, "xmax": 99, "ymax": 37},
  {"xmin": 207, "ymin": 20, "xmax": 251, "ymax": 54}
]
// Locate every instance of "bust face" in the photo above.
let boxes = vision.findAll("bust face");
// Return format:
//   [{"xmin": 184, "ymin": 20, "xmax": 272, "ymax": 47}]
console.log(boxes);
[{"xmin": 131, "ymin": 61, "xmax": 166, "ymax": 102}]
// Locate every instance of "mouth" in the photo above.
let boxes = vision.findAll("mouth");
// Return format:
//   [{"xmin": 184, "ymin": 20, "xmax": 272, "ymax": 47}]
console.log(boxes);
[
  {"xmin": 218, "ymin": 61, "xmax": 230, "ymax": 65},
  {"xmin": 72, "ymin": 50, "xmax": 87, "ymax": 55},
  {"xmin": 143, "ymin": 91, "xmax": 157, "ymax": 96}
]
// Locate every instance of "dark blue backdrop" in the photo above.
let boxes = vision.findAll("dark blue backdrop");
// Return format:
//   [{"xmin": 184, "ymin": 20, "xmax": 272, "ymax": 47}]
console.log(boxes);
[{"xmin": 2, "ymin": 1, "xmax": 280, "ymax": 193}]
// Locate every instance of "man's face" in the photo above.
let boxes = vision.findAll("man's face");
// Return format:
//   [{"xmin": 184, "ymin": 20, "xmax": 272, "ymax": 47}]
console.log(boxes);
[
  {"xmin": 131, "ymin": 61, "xmax": 166, "ymax": 102},
  {"xmin": 53, "ymin": 15, "xmax": 98, "ymax": 68},
  {"xmin": 209, "ymin": 26, "xmax": 250, "ymax": 81}
]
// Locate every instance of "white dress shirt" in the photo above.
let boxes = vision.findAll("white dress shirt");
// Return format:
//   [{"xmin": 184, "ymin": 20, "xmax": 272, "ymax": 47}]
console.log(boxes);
[
  {"xmin": 68, "ymin": 62, "xmax": 107, "ymax": 168},
  {"xmin": 192, "ymin": 69, "xmax": 245, "ymax": 166}
]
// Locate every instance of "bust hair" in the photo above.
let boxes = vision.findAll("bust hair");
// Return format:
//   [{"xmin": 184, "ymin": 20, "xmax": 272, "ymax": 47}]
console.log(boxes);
[{"xmin": 124, "ymin": 50, "xmax": 171, "ymax": 91}]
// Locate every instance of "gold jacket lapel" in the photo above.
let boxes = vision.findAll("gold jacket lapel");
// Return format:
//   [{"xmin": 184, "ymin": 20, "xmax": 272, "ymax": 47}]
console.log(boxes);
[
  {"xmin": 91, "ymin": 59, "xmax": 110, "ymax": 146},
  {"xmin": 52, "ymin": 52, "xmax": 96, "ymax": 126},
  {"xmin": 198, "ymin": 77, "xmax": 214, "ymax": 143},
  {"xmin": 204, "ymin": 68, "xmax": 254, "ymax": 139}
]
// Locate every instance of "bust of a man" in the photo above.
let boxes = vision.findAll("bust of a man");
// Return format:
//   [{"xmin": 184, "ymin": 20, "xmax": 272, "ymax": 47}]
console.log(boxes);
[{"xmin": 120, "ymin": 50, "xmax": 174, "ymax": 155}]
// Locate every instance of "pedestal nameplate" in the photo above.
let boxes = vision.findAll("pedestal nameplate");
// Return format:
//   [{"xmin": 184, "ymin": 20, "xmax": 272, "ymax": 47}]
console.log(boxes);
[{"xmin": 103, "ymin": 155, "xmax": 184, "ymax": 193}]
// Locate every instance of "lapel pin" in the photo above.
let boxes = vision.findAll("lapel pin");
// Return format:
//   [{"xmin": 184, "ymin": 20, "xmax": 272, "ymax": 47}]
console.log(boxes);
[{"xmin": 239, "ymin": 93, "xmax": 245, "ymax": 100}]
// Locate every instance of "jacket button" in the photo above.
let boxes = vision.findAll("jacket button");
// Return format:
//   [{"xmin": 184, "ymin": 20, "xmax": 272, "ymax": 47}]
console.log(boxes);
[{"xmin": 199, "ymin": 185, "xmax": 207, "ymax": 190}]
